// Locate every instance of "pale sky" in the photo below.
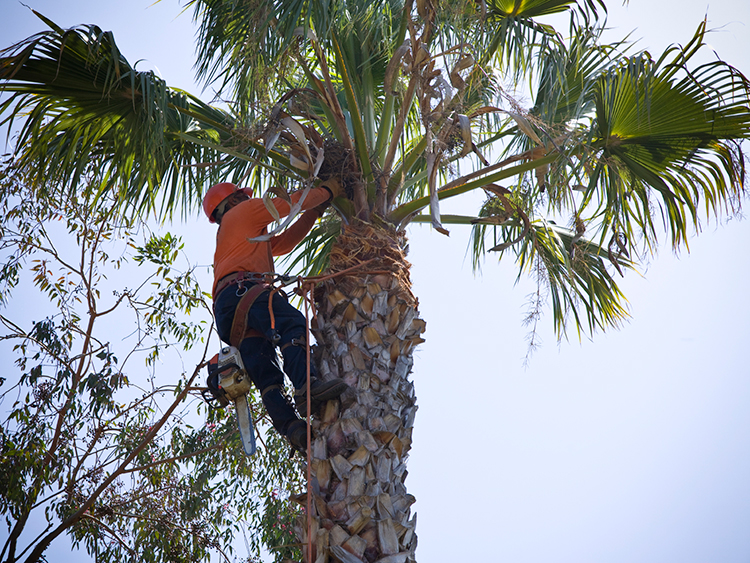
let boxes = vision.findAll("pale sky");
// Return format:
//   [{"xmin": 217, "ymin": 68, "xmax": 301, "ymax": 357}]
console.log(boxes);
[{"xmin": 1, "ymin": 0, "xmax": 749, "ymax": 561}]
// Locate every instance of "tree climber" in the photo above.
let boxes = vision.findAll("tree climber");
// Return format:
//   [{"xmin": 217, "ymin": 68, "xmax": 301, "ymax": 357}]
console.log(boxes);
[{"xmin": 204, "ymin": 181, "xmax": 348, "ymax": 452}]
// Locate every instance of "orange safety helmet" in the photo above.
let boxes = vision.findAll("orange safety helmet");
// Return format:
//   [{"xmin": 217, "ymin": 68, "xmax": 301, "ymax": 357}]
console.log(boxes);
[{"xmin": 203, "ymin": 182, "xmax": 238, "ymax": 223}]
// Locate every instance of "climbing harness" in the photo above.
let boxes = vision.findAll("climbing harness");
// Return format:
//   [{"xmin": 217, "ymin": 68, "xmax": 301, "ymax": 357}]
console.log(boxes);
[
  {"xmin": 213, "ymin": 272, "xmax": 270, "ymax": 346},
  {"xmin": 229, "ymin": 282, "xmax": 268, "ymax": 346},
  {"xmin": 279, "ymin": 336, "xmax": 307, "ymax": 353}
]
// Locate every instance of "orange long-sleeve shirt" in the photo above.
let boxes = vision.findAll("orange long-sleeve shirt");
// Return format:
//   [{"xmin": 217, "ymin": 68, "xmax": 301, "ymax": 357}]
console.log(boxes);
[{"xmin": 212, "ymin": 187, "xmax": 330, "ymax": 297}]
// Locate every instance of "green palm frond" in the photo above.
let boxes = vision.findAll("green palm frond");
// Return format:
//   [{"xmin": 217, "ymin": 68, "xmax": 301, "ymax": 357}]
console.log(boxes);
[
  {"xmin": 520, "ymin": 219, "xmax": 632, "ymax": 336},
  {"xmin": 481, "ymin": 0, "xmax": 605, "ymax": 77},
  {"xmin": 586, "ymin": 21, "xmax": 750, "ymax": 249},
  {"xmin": 188, "ymin": 0, "xmax": 298, "ymax": 111},
  {"xmin": 0, "ymin": 14, "xmax": 324, "ymax": 218},
  {"xmin": 188, "ymin": 0, "xmax": 404, "ymax": 109},
  {"xmin": 531, "ymin": 21, "xmax": 618, "ymax": 126},
  {"xmin": 0, "ymin": 16, "xmax": 237, "ymax": 217},
  {"xmin": 281, "ymin": 217, "xmax": 343, "ymax": 277},
  {"xmin": 471, "ymin": 202, "xmax": 632, "ymax": 335}
]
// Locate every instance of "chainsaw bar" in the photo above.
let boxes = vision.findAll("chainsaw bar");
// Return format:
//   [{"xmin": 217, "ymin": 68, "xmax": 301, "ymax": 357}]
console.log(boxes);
[{"xmin": 234, "ymin": 393, "xmax": 257, "ymax": 456}]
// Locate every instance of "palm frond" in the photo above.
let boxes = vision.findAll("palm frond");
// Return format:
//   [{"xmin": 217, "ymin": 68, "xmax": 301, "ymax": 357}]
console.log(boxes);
[
  {"xmin": 531, "ymin": 21, "xmax": 618, "ymax": 126},
  {"xmin": 471, "ymin": 204, "xmax": 632, "ymax": 336},
  {"xmin": 280, "ymin": 216, "xmax": 342, "ymax": 277},
  {"xmin": 585, "ymin": 21, "xmax": 750, "ymax": 249},
  {"xmin": 0, "ymin": 17, "xmax": 234, "ymax": 218},
  {"xmin": 480, "ymin": 0, "xmax": 604, "ymax": 78},
  {"xmin": 188, "ymin": 0, "xmax": 404, "ymax": 109}
]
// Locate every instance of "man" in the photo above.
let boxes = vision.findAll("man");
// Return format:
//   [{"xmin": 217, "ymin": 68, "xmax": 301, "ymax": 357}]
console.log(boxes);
[{"xmin": 204, "ymin": 181, "xmax": 347, "ymax": 452}]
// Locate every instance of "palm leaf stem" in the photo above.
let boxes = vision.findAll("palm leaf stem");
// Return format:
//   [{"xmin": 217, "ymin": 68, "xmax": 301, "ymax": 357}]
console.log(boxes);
[
  {"xmin": 331, "ymin": 31, "xmax": 375, "ymax": 198},
  {"xmin": 386, "ymin": 133, "xmax": 427, "ymax": 206},
  {"xmin": 294, "ymin": 55, "xmax": 345, "ymax": 143},
  {"xmin": 309, "ymin": 33, "xmax": 355, "ymax": 155},
  {"xmin": 374, "ymin": 0, "xmax": 411, "ymax": 163},
  {"xmin": 173, "ymin": 132, "xmax": 296, "ymax": 177},
  {"xmin": 386, "ymin": 126, "xmax": 518, "ymax": 207},
  {"xmin": 376, "ymin": 95, "xmax": 397, "ymax": 163},
  {"xmin": 411, "ymin": 213, "xmax": 503, "ymax": 225},
  {"xmin": 354, "ymin": 32, "xmax": 377, "ymax": 149},
  {"xmin": 389, "ymin": 151, "xmax": 558, "ymax": 223},
  {"xmin": 440, "ymin": 146, "xmax": 552, "ymax": 194},
  {"xmin": 382, "ymin": 10, "xmax": 431, "ymax": 179},
  {"xmin": 382, "ymin": 70, "xmax": 421, "ymax": 179}
]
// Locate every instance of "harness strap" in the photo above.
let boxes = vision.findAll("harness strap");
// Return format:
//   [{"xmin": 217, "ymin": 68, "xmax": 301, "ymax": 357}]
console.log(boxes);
[
  {"xmin": 279, "ymin": 337, "xmax": 306, "ymax": 353},
  {"xmin": 215, "ymin": 271, "xmax": 268, "ymax": 298},
  {"xmin": 229, "ymin": 282, "xmax": 270, "ymax": 347},
  {"xmin": 260, "ymin": 384, "xmax": 283, "ymax": 399}
]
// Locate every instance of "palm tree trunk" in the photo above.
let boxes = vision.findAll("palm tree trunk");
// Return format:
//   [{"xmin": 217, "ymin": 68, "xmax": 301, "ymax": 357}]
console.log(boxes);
[{"xmin": 296, "ymin": 221, "xmax": 425, "ymax": 563}]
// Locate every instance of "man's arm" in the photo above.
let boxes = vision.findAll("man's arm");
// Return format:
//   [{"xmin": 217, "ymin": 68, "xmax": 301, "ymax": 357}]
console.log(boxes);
[
  {"xmin": 238, "ymin": 186, "xmax": 331, "ymax": 227},
  {"xmin": 270, "ymin": 207, "xmax": 323, "ymax": 256},
  {"xmin": 269, "ymin": 186, "xmax": 332, "ymax": 256}
]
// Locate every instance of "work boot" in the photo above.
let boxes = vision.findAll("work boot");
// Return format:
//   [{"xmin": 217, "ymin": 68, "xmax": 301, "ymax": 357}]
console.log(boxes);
[
  {"xmin": 284, "ymin": 419, "xmax": 308, "ymax": 454},
  {"xmin": 294, "ymin": 377, "xmax": 348, "ymax": 418}
]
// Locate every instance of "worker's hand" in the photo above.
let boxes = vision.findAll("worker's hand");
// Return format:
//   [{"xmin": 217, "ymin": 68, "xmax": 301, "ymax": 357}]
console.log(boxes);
[
  {"xmin": 313, "ymin": 199, "xmax": 331, "ymax": 217},
  {"xmin": 319, "ymin": 179, "xmax": 343, "ymax": 201},
  {"xmin": 313, "ymin": 201, "xmax": 330, "ymax": 215}
]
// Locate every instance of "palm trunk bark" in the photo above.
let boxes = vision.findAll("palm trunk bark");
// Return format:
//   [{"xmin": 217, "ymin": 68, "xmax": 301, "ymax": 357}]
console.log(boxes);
[{"xmin": 295, "ymin": 221, "xmax": 425, "ymax": 563}]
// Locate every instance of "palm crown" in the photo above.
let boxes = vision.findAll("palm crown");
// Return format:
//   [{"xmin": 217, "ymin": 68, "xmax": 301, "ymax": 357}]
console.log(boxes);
[{"xmin": 1, "ymin": 0, "xmax": 748, "ymax": 337}]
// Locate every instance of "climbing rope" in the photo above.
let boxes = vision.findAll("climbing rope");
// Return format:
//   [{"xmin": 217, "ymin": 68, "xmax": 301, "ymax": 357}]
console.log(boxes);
[{"xmin": 302, "ymin": 290, "xmax": 313, "ymax": 563}]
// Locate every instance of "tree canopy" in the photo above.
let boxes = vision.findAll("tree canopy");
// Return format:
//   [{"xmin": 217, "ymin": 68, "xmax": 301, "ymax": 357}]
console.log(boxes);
[{"xmin": 2, "ymin": 1, "xmax": 748, "ymax": 338}]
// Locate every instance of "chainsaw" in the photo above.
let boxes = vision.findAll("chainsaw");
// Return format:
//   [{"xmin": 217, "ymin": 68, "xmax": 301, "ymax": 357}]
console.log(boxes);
[{"xmin": 202, "ymin": 346, "xmax": 257, "ymax": 456}]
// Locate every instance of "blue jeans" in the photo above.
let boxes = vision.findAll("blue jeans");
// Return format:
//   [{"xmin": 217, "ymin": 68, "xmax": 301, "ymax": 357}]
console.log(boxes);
[{"xmin": 213, "ymin": 281, "xmax": 316, "ymax": 433}]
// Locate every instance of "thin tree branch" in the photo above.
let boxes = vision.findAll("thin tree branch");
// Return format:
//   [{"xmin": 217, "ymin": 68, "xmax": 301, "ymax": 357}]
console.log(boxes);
[
  {"xmin": 121, "ymin": 435, "xmax": 228, "ymax": 474},
  {"xmin": 79, "ymin": 513, "xmax": 136, "ymax": 556}
]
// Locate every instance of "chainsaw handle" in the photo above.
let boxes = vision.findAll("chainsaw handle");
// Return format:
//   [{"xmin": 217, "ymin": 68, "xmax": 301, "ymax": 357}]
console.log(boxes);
[{"xmin": 201, "ymin": 388, "xmax": 226, "ymax": 408}]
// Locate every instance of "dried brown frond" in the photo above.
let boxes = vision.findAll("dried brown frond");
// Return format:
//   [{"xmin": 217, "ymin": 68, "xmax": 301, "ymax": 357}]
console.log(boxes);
[{"xmin": 316, "ymin": 139, "xmax": 360, "ymax": 198}]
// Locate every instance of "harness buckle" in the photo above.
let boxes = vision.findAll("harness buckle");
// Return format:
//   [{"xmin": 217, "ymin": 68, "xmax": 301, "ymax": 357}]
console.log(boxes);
[{"xmin": 270, "ymin": 330, "xmax": 282, "ymax": 345}]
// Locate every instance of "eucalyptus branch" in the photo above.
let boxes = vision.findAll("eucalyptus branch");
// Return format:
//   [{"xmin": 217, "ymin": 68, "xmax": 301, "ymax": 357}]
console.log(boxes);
[
  {"xmin": 65, "ymin": 338, "xmax": 110, "ymax": 370},
  {"xmin": 121, "ymin": 433, "xmax": 229, "ymax": 474},
  {"xmin": 0, "ymin": 315, "xmax": 80, "ymax": 386},
  {"xmin": 44, "ymin": 304, "xmax": 98, "ymax": 465},
  {"xmin": 118, "ymin": 484, "xmax": 178, "ymax": 506},
  {"xmin": 31, "ymin": 221, "xmax": 84, "ymax": 281},
  {"xmin": 79, "ymin": 514, "xmax": 135, "ymax": 556},
  {"xmin": 12, "ymin": 520, "xmax": 54, "ymax": 562},
  {"xmin": 66, "ymin": 425, "xmax": 107, "ymax": 501},
  {"xmin": 29, "ymin": 489, "xmax": 66, "ymax": 512},
  {"xmin": 82, "ymin": 205, "xmax": 118, "ymax": 314},
  {"xmin": 23, "ymin": 361, "xmax": 205, "ymax": 563},
  {"xmin": 104, "ymin": 510, "xmax": 231, "ymax": 563},
  {"xmin": 94, "ymin": 290, "xmax": 130, "ymax": 318}
]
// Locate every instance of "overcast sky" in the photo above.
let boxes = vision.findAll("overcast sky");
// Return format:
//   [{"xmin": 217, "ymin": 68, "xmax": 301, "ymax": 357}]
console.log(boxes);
[{"xmin": 2, "ymin": 0, "xmax": 749, "ymax": 562}]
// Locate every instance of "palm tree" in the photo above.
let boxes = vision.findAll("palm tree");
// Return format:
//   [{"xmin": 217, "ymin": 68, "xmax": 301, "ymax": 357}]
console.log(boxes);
[{"xmin": 2, "ymin": 1, "xmax": 748, "ymax": 562}]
